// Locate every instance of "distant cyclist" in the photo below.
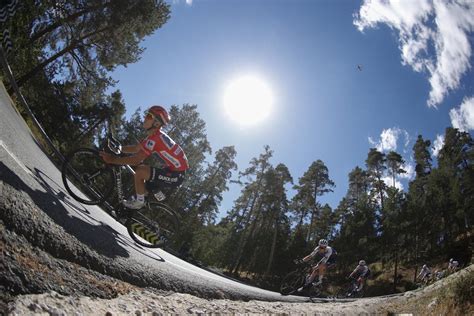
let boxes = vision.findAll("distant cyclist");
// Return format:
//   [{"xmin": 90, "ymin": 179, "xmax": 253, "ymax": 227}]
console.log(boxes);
[
  {"xmin": 297, "ymin": 239, "xmax": 336, "ymax": 292},
  {"xmin": 100, "ymin": 106, "xmax": 189, "ymax": 209},
  {"xmin": 417, "ymin": 264, "xmax": 432, "ymax": 284},
  {"xmin": 434, "ymin": 269, "xmax": 445, "ymax": 280},
  {"xmin": 348, "ymin": 260, "xmax": 371, "ymax": 292},
  {"xmin": 448, "ymin": 258, "xmax": 459, "ymax": 273}
]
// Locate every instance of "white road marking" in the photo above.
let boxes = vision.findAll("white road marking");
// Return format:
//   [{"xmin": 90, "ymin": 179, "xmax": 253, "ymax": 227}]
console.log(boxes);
[{"xmin": 0, "ymin": 140, "xmax": 33, "ymax": 176}]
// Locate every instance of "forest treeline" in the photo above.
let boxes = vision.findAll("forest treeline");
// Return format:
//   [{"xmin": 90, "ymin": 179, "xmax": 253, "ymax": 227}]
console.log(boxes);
[{"xmin": 1, "ymin": 0, "xmax": 472, "ymax": 294}]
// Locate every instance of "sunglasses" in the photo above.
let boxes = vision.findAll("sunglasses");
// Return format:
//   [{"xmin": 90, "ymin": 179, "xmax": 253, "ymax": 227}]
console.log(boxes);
[
  {"xmin": 145, "ymin": 112, "xmax": 155, "ymax": 120},
  {"xmin": 145, "ymin": 111, "xmax": 165, "ymax": 125}
]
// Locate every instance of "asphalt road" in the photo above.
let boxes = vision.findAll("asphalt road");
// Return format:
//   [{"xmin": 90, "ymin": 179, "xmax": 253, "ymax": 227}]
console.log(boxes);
[{"xmin": 0, "ymin": 83, "xmax": 307, "ymax": 302}]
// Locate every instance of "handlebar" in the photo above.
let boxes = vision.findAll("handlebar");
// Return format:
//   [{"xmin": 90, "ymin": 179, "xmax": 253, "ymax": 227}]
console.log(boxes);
[{"xmin": 293, "ymin": 258, "xmax": 304, "ymax": 265}]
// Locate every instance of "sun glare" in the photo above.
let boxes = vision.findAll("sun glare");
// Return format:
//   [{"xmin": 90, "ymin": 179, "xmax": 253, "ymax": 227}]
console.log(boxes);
[{"xmin": 223, "ymin": 75, "xmax": 273, "ymax": 126}]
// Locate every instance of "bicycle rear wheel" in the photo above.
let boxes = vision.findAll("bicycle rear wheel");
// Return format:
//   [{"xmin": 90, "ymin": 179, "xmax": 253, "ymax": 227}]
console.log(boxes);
[
  {"xmin": 126, "ymin": 202, "xmax": 180, "ymax": 248},
  {"xmin": 62, "ymin": 148, "xmax": 115, "ymax": 205},
  {"xmin": 280, "ymin": 271, "xmax": 304, "ymax": 295},
  {"xmin": 342, "ymin": 282, "xmax": 361, "ymax": 298}
]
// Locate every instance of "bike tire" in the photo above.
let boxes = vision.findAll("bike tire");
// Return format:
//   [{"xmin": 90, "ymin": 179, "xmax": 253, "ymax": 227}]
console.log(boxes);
[
  {"xmin": 336, "ymin": 288, "xmax": 349, "ymax": 299},
  {"xmin": 354, "ymin": 289, "xmax": 364, "ymax": 298},
  {"xmin": 346, "ymin": 284, "xmax": 362, "ymax": 298},
  {"xmin": 280, "ymin": 271, "xmax": 304, "ymax": 296},
  {"xmin": 308, "ymin": 284, "xmax": 323, "ymax": 301},
  {"xmin": 61, "ymin": 148, "xmax": 115, "ymax": 205},
  {"xmin": 126, "ymin": 202, "xmax": 180, "ymax": 248}
]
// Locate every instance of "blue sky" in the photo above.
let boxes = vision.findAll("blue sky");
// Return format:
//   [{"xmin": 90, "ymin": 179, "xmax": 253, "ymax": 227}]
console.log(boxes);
[{"xmin": 110, "ymin": 0, "xmax": 474, "ymax": 219}]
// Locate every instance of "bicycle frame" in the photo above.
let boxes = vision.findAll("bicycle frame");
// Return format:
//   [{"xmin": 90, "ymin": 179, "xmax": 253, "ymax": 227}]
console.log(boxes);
[
  {"xmin": 105, "ymin": 135, "xmax": 137, "ymax": 206},
  {"xmin": 307, "ymin": 257, "xmax": 327, "ymax": 277},
  {"xmin": 113, "ymin": 164, "xmax": 135, "ymax": 204}
]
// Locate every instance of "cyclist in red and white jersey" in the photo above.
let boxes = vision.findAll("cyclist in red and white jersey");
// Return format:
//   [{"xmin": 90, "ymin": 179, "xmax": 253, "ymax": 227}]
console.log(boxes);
[{"xmin": 100, "ymin": 105, "xmax": 189, "ymax": 209}]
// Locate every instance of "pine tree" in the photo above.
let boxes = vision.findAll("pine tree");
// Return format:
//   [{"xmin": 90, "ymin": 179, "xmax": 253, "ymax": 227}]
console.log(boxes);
[
  {"xmin": 13, "ymin": 0, "xmax": 170, "ymax": 89},
  {"xmin": 386, "ymin": 151, "xmax": 406, "ymax": 188},
  {"xmin": 224, "ymin": 146, "xmax": 274, "ymax": 274},
  {"xmin": 365, "ymin": 148, "xmax": 387, "ymax": 212},
  {"xmin": 292, "ymin": 160, "xmax": 335, "ymax": 242},
  {"xmin": 333, "ymin": 167, "xmax": 376, "ymax": 269}
]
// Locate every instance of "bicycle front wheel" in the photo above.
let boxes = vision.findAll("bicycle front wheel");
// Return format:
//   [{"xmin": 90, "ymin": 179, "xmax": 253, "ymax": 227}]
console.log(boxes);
[
  {"xmin": 126, "ymin": 202, "xmax": 180, "ymax": 248},
  {"xmin": 61, "ymin": 148, "xmax": 115, "ymax": 205},
  {"xmin": 280, "ymin": 271, "xmax": 304, "ymax": 295}
]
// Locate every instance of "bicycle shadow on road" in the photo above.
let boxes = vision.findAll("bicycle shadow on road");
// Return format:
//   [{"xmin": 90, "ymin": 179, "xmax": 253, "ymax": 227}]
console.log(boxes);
[
  {"xmin": 0, "ymin": 161, "xmax": 164, "ymax": 263},
  {"xmin": 28, "ymin": 166, "xmax": 166, "ymax": 262}
]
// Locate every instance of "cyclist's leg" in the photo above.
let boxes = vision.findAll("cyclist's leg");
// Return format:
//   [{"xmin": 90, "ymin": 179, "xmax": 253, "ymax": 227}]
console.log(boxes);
[
  {"xmin": 358, "ymin": 277, "xmax": 365, "ymax": 290},
  {"xmin": 308, "ymin": 266, "xmax": 319, "ymax": 284},
  {"xmin": 124, "ymin": 164, "xmax": 152, "ymax": 208},
  {"xmin": 135, "ymin": 165, "xmax": 152, "ymax": 195},
  {"xmin": 317, "ymin": 263, "xmax": 327, "ymax": 283}
]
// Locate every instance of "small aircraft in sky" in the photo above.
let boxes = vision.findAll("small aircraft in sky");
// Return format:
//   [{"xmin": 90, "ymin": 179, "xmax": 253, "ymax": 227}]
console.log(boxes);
[{"xmin": 357, "ymin": 64, "xmax": 363, "ymax": 71}]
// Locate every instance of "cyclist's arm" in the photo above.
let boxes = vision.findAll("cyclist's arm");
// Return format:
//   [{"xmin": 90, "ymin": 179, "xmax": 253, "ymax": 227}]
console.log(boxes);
[
  {"xmin": 302, "ymin": 254, "xmax": 313, "ymax": 262},
  {"xmin": 349, "ymin": 267, "xmax": 358, "ymax": 278},
  {"xmin": 122, "ymin": 144, "xmax": 142, "ymax": 154},
  {"xmin": 302, "ymin": 246, "xmax": 319, "ymax": 262},
  {"xmin": 100, "ymin": 149, "xmax": 148, "ymax": 166}
]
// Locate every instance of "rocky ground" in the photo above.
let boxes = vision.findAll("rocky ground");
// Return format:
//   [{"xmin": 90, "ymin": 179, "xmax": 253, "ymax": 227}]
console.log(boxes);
[{"xmin": 5, "ymin": 265, "xmax": 473, "ymax": 315}]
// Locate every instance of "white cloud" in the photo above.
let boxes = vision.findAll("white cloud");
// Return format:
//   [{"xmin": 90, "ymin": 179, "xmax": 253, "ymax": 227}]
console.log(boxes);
[
  {"xmin": 382, "ymin": 176, "xmax": 404, "ymax": 190},
  {"xmin": 354, "ymin": 0, "xmax": 474, "ymax": 108},
  {"xmin": 368, "ymin": 127, "xmax": 410, "ymax": 153},
  {"xmin": 172, "ymin": 0, "xmax": 193, "ymax": 5},
  {"xmin": 432, "ymin": 134, "xmax": 445, "ymax": 157},
  {"xmin": 450, "ymin": 96, "xmax": 474, "ymax": 131},
  {"xmin": 400, "ymin": 162, "xmax": 415, "ymax": 180}
]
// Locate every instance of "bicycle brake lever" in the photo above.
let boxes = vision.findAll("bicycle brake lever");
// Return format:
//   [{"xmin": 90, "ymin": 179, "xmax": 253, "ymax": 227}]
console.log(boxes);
[{"xmin": 107, "ymin": 138, "xmax": 122, "ymax": 155}]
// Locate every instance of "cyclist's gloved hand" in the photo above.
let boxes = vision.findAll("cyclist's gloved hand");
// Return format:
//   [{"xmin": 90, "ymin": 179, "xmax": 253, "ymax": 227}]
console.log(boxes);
[{"xmin": 294, "ymin": 258, "xmax": 304, "ymax": 265}]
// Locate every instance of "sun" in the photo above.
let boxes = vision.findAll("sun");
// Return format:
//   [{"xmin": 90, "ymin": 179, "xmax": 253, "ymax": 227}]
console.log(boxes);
[{"xmin": 223, "ymin": 75, "xmax": 273, "ymax": 126}]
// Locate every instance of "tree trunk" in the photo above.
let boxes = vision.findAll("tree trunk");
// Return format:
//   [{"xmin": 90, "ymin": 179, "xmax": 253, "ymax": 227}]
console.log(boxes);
[
  {"xmin": 393, "ymin": 247, "xmax": 399, "ymax": 293},
  {"xmin": 28, "ymin": 4, "xmax": 108, "ymax": 45},
  {"xmin": 189, "ymin": 164, "xmax": 224, "ymax": 211},
  {"xmin": 306, "ymin": 210, "xmax": 315, "ymax": 242},
  {"xmin": 413, "ymin": 222, "xmax": 419, "ymax": 283},
  {"xmin": 231, "ymin": 200, "xmax": 263, "ymax": 274},
  {"xmin": 231, "ymin": 193, "xmax": 259, "ymax": 274},
  {"xmin": 264, "ymin": 217, "xmax": 278, "ymax": 276},
  {"xmin": 16, "ymin": 27, "xmax": 108, "ymax": 87}
]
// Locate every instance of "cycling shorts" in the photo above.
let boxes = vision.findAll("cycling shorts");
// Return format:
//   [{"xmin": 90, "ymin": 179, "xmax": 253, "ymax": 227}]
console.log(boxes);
[
  {"xmin": 355, "ymin": 270, "xmax": 370, "ymax": 278},
  {"xmin": 146, "ymin": 168, "xmax": 185, "ymax": 192},
  {"xmin": 312, "ymin": 254, "xmax": 336, "ymax": 267}
]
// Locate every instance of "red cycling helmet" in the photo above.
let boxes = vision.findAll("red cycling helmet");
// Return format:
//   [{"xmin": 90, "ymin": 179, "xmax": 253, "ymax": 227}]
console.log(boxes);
[{"xmin": 147, "ymin": 105, "xmax": 170, "ymax": 125}]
